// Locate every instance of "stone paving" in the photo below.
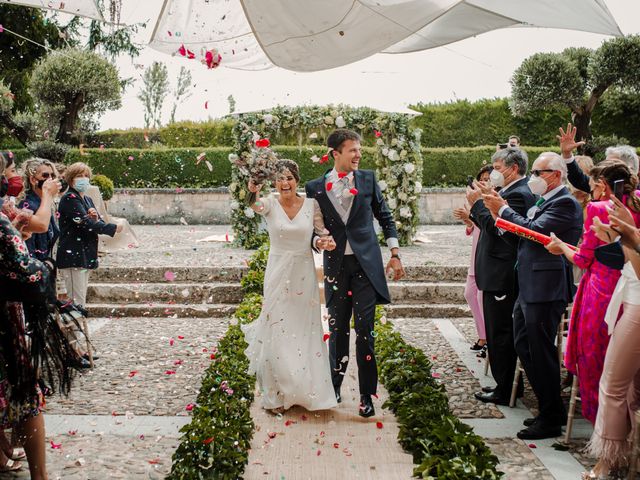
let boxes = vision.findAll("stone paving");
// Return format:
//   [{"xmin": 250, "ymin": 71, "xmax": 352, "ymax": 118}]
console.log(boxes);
[{"xmin": 4, "ymin": 224, "xmax": 612, "ymax": 478}]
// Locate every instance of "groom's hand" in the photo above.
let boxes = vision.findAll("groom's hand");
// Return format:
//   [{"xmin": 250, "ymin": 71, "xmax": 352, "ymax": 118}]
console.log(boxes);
[{"xmin": 386, "ymin": 254, "xmax": 405, "ymax": 281}]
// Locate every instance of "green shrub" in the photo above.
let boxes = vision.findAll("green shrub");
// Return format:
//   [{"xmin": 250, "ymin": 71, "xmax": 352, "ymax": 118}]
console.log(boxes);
[
  {"xmin": 377, "ymin": 316, "xmax": 501, "ymax": 479},
  {"xmin": 91, "ymin": 174, "xmax": 115, "ymax": 201},
  {"xmin": 85, "ymin": 128, "xmax": 161, "ymax": 149},
  {"xmin": 159, "ymin": 120, "xmax": 235, "ymax": 148},
  {"xmin": 26, "ymin": 140, "xmax": 70, "ymax": 163},
  {"xmin": 9, "ymin": 145, "xmax": 570, "ymax": 188}
]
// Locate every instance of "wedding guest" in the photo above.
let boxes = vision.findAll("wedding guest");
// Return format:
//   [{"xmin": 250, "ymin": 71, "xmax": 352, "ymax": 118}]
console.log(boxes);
[
  {"xmin": 467, "ymin": 148, "xmax": 535, "ymax": 405},
  {"xmin": 18, "ymin": 158, "xmax": 60, "ymax": 261},
  {"xmin": 453, "ymin": 165, "xmax": 492, "ymax": 355},
  {"xmin": 0, "ymin": 153, "xmax": 80, "ymax": 478},
  {"xmin": 558, "ymin": 123, "xmax": 639, "ymax": 192},
  {"xmin": 546, "ymin": 160, "xmax": 640, "ymax": 424},
  {"xmin": 585, "ymin": 200, "xmax": 640, "ymax": 479},
  {"xmin": 85, "ymin": 183, "xmax": 139, "ymax": 252},
  {"xmin": 57, "ymin": 162, "xmax": 122, "ymax": 315},
  {"xmin": 484, "ymin": 152, "xmax": 583, "ymax": 439}
]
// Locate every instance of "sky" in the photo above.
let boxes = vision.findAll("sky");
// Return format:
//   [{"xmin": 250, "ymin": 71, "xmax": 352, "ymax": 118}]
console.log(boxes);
[{"xmin": 97, "ymin": 0, "xmax": 640, "ymax": 130}]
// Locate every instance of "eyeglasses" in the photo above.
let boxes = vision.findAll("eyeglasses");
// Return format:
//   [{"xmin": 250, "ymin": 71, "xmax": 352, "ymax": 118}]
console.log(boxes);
[{"xmin": 531, "ymin": 169, "xmax": 556, "ymax": 177}]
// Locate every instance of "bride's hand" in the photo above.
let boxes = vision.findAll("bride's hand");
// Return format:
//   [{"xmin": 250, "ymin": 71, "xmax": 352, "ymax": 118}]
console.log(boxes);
[
  {"xmin": 247, "ymin": 180, "xmax": 262, "ymax": 193},
  {"xmin": 317, "ymin": 235, "xmax": 336, "ymax": 251}
]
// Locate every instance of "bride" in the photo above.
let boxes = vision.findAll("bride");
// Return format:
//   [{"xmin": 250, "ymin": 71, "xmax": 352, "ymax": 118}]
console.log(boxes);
[{"xmin": 242, "ymin": 159, "xmax": 338, "ymax": 413}]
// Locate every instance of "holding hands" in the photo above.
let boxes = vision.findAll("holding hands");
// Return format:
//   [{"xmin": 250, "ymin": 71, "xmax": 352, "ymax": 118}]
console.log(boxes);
[{"xmin": 317, "ymin": 235, "xmax": 337, "ymax": 251}]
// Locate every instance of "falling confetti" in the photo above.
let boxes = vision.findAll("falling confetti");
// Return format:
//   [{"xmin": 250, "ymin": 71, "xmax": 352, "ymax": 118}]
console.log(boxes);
[
  {"xmin": 164, "ymin": 271, "xmax": 176, "ymax": 282},
  {"xmin": 376, "ymin": 421, "xmax": 384, "ymax": 429},
  {"xmin": 128, "ymin": 370, "xmax": 138, "ymax": 377},
  {"xmin": 50, "ymin": 440, "xmax": 62, "ymax": 449},
  {"xmin": 196, "ymin": 152, "xmax": 206, "ymax": 164}
]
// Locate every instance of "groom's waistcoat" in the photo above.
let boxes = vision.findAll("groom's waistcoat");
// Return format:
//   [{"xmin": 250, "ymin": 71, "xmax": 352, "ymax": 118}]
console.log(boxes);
[{"xmin": 305, "ymin": 169, "xmax": 397, "ymax": 305}]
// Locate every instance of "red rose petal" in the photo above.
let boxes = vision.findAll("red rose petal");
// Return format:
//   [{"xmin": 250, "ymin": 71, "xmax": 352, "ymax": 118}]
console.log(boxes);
[
  {"xmin": 333, "ymin": 442, "xmax": 340, "ymax": 448},
  {"xmin": 165, "ymin": 370, "xmax": 176, "ymax": 375},
  {"xmin": 323, "ymin": 333, "xmax": 330, "ymax": 342},
  {"xmin": 528, "ymin": 443, "xmax": 537, "ymax": 448},
  {"xmin": 50, "ymin": 440, "xmax": 62, "ymax": 449},
  {"xmin": 320, "ymin": 154, "xmax": 329, "ymax": 164},
  {"xmin": 326, "ymin": 182, "xmax": 333, "ymax": 191},
  {"xmin": 349, "ymin": 188, "xmax": 358, "ymax": 195},
  {"xmin": 177, "ymin": 335, "xmax": 184, "ymax": 340},
  {"xmin": 203, "ymin": 437, "xmax": 214, "ymax": 445},
  {"xmin": 148, "ymin": 458, "xmax": 160, "ymax": 464},
  {"xmin": 128, "ymin": 370, "xmax": 138, "ymax": 377},
  {"xmin": 375, "ymin": 130, "xmax": 382, "ymax": 138},
  {"xmin": 376, "ymin": 421, "xmax": 384, "ymax": 429},
  {"xmin": 338, "ymin": 172, "xmax": 348, "ymax": 179},
  {"xmin": 185, "ymin": 403, "xmax": 195, "ymax": 411},
  {"xmin": 178, "ymin": 44, "xmax": 186, "ymax": 56}
]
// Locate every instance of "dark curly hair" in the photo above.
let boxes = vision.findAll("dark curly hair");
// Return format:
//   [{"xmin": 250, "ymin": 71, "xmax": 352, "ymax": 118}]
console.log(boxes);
[
  {"xmin": 276, "ymin": 159, "xmax": 300, "ymax": 182},
  {"xmin": 327, "ymin": 129, "xmax": 361, "ymax": 153},
  {"xmin": 476, "ymin": 164, "xmax": 493, "ymax": 181},
  {"xmin": 590, "ymin": 159, "xmax": 640, "ymax": 212}
]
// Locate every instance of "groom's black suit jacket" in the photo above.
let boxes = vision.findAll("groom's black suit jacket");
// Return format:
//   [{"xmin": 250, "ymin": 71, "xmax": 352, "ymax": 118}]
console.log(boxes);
[{"xmin": 306, "ymin": 169, "xmax": 397, "ymax": 305}]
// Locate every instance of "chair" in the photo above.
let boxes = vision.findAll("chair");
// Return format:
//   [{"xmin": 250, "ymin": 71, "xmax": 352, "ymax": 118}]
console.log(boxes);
[
  {"xmin": 509, "ymin": 305, "xmax": 572, "ymax": 408},
  {"xmin": 628, "ymin": 409, "xmax": 640, "ymax": 480},
  {"xmin": 564, "ymin": 374, "xmax": 581, "ymax": 442}
]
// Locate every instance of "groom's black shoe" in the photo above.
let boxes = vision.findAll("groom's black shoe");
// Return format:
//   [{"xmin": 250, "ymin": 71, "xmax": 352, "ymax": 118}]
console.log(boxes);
[
  {"xmin": 334, "ymin": 386, "xmax": 342, "ymax": 404},
  {"xmin": 359, "ymin": 395, "xmax": 375, "ymax": 418}
]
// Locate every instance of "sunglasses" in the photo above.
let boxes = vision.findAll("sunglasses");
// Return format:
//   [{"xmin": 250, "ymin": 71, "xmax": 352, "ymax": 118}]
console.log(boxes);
[
  {"xmin": 40, "ymin": 172, "xmax": 57, "ymax": 179},
  {"xmin": 531, "ymin": 169, "xmax": 556, "ymax": 177}
]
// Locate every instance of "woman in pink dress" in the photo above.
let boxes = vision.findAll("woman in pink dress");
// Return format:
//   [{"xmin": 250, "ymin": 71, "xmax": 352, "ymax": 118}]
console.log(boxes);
[
  {"xmin": 547, "ymin": 160, "xmax": 640, "ymax": 424},
  {"xmin": 453, "ymin": 165, "xmax": 492, "ymax": 355}
]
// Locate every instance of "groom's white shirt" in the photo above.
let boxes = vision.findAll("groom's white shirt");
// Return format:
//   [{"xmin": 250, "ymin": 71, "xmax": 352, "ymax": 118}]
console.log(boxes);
[{"xmin": 321, "ymin": 169, "xmax": 399, "ymax": 254}]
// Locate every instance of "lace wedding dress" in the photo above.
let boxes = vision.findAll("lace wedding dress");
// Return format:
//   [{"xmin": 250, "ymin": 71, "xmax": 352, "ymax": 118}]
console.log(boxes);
[{"xmin": 242, "ymin": 195, "xmax": 337, "ymax": 411}]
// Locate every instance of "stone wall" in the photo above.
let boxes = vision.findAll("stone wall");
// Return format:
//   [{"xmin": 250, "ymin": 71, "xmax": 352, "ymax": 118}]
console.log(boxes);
[{"xmin": 109, "ymin": 188, "xmax": 467, "ymax": 225}]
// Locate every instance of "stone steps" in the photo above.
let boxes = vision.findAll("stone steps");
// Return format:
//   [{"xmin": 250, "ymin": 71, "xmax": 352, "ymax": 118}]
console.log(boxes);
[
  {"xmin": 87, "ymin": 302, "xmax": 471, "ymax": 319},
  {"xmin": 91, "ymin": 265, "xmax": 467, "ymax": 283},
  {"xmin": 386, "ymin": 303, "xmax": 471, "ymax": 319},
  {"xmin": 88, "ymin": 303, "xmax": 236, "ymax": 319},
  {"xmin": 86, "ymin": 281, "xmax": 465, "ymax": 305}
]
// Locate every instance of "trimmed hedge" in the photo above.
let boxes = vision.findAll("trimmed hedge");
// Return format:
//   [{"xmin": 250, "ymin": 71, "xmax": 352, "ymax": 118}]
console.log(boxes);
[
  {"xmin": 377, "ymin": 316, "xmax": 501, "ymax": 478},
  {"xmin": 3, "ymin": 145, "xmax": 560, "ymax": 188}
]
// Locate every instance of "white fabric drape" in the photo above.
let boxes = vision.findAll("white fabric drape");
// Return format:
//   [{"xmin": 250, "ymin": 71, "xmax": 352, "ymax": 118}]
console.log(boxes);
[{"xmin": 149, "ymin": 0, "xmax": 622, "ymax": 71}]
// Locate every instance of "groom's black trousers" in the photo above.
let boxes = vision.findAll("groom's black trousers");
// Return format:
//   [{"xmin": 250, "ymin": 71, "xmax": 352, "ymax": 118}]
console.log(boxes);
[{"xmin": 326, "ymin": 255, "xmax": 378, "ymax": 395}]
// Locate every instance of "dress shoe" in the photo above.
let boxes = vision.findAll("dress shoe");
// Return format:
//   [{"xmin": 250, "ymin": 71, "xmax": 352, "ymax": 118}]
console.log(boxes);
[
  {"xmin": 82, "ymin": 353, "xmax": 99, "ymax": 361},
  {"xmin": 481, "ymin": 386, "xmax": 495, "ymax": 393},
  {"xmin": 76, "ymin": 357, "xmax": 92, "ymax": 369},
  {"xmin": 474, "ymin": 391, "xmax": 509, "ymax": 406},
  {"xmin": 359, "ymin": 394, "xmax": 375, "ymax": 418},
  {"xmin": 334, "ymin": 386, "xmax": 342, "ymax": 404},
  {"xmin": 524, "ymin": 415, "xmax": 567, "ymax": 427},
  {"xmin": 516, "ymin": 423, "xmax": 561, "ymax": 440}
]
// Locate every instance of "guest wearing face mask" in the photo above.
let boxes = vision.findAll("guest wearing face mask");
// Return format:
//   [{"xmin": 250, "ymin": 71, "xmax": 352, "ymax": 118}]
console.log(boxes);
[
  {"xmin": 483, "ymin": 152, "xmax": 583, "ymax": 439},
  {"xmin": 0, "ymin": 152, "xmax": 60, "ymax": 240},
  {"xmin": 57, "ymin": 163, "xmax": 122, "ymax": 316},
  {"xmin": 17, "ymin": 159, "xmax": 61, "ymax": 261}
]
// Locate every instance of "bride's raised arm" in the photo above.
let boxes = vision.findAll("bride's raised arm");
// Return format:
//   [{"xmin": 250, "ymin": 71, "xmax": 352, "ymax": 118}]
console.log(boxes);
[{"xmin": 247, "ymin": 180, "xmax": 269, "ymax": 214}]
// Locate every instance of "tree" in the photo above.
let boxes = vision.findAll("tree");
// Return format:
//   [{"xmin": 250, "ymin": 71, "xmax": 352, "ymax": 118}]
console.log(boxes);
[
  {"xmin": 0, "ymin": 5, "xmax": 65, "ymax": 112},
  {"xmin": 510, "ymin": 35, "xmax": 640, "ymax": 142},
  {"xmin": 29, "ymin": 48, "xmax": 122, "ymax": 145},
  {"xmin": 170, "ymin": 67, "xmax": 192, "ymax": 124},
  {"xmin": 138, "ymin": 61, "xmax": 169, "ymax": 129}
]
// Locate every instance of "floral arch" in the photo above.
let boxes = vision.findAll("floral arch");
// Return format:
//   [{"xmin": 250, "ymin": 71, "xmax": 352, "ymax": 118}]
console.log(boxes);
[{"xmin": 229, "ymin": 105, "xmax": 422, "ymax": 248}]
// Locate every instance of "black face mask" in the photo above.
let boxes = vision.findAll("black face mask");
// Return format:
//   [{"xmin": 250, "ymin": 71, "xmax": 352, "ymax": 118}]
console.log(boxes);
[
  {"xmin": 594, "ymin": 241, "xmax": 625, "ymax": 270},
  {"xmin": 37, "ymin": 179, "xmax": 46, "ymax": 190},
  {"xmin": 0, "ymin": 176, "xmax": 7, "ymax": 198}
]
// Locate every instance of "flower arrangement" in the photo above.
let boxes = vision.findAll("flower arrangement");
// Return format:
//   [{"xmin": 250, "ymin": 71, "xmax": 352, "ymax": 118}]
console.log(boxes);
[
  {"xmin": 229, "ymin": 139, "xmax": 279, "ymax": 186},
  {"xmin": 229, "ymin": 105, "xmax": 422, "ymax": 248}
]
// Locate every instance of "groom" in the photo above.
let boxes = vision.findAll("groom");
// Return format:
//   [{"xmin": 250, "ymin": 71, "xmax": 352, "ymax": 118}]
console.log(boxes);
[{"xmin": 306, "ymin": 129, "xmax": 405, "ymax": 417}]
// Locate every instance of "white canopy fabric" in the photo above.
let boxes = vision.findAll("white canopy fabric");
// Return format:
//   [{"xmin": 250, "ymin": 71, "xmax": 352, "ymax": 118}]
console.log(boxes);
[
  {"xmin": 0, "ymin": 0, "xmax": 104, "ymax": 21},
  {"xmin": 149, "ymin": 0, "xmax": 622, "ymax": 71},
  {"xmin": 2, "ymin": 0, "xmax": 623, "ymax": 72}
]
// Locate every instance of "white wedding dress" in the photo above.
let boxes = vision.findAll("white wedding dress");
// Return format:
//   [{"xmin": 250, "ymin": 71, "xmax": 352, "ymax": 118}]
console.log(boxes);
[{"xmin": 242, "ymin": 195, "xmax": 337, "ymax": 411}]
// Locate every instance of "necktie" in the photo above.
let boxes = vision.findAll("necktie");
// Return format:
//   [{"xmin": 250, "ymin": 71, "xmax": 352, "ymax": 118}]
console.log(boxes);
[{"xmin": 336, "ymin": 177, "xmax": 352, "ymax": 211}]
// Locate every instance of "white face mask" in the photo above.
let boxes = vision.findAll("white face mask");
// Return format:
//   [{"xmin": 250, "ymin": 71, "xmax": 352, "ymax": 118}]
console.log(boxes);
[
  {"xmin": 528, "ymin": 175, "xmax": 548, "ymax": 196},
  {"xmin": 489, "ymin": 169, "xmax": 504, "ymax": 188}
]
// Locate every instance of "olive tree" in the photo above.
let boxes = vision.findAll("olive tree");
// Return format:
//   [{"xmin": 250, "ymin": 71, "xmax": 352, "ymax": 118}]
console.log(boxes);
[
  {"xmin": 29, "ymin": 48, "xmax": 122, "ymax": 145},
  {"xmin": 510, "ymin": 35, "xmax": 640, "ymax": 142}
]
